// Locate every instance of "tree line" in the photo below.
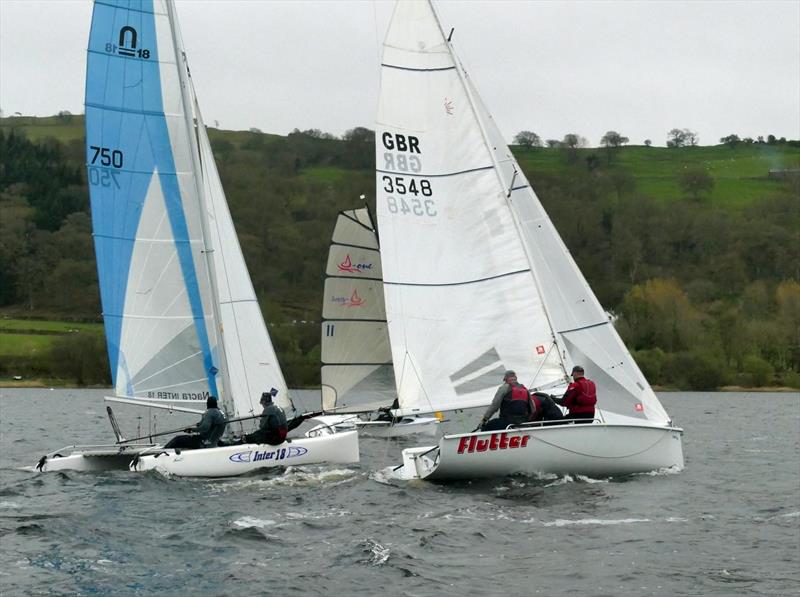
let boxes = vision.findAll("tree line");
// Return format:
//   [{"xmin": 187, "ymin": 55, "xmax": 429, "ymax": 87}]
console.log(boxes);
[{"xmin": 0, "ymin": 119, "xmax": 798, "ymax": 389}]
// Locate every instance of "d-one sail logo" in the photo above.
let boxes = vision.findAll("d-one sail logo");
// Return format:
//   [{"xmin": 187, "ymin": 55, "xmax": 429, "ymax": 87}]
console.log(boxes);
[
  {"xmin": 338, "ymin": 254, "xmax": 373, "ymax": 274},
  {"xmin": 331, "ymin": 289, "xmax": 365, "ymax": 308}
]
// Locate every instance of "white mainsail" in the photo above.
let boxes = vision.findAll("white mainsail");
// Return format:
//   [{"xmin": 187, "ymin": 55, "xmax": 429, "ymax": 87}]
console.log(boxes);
[
  {"xmin": 86, "ymin": 0, "xmax": 290, "ymax": 418},
  {"xmin": 321, "ymin": 209, "xmax": 395, "ymax": 413},
  {"xmin": 376, "ymin": 0, "xmax": 669, "ymax": 424}
]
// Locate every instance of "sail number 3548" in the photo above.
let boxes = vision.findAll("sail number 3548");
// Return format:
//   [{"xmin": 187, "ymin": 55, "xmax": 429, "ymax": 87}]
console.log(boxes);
[{"xmin": 383, "ymin": 175, "xmax": 436, "ymax": 216}]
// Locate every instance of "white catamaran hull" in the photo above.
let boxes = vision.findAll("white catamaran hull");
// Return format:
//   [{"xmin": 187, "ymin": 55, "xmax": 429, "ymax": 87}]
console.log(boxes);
[
  {"xmin": 36, "ymin": 444, "xmax": 156, "ymax": 473},
  {"xmin": 396, "ymin": 423, "xmax": 684, "ymax": 481},
  {"xmin": 130, "ymin": 430, "xmax": 359, "ymax": 478},
  {"xmin": 307, "ymin": 415, "xmax": 440, "ymax": 438}
]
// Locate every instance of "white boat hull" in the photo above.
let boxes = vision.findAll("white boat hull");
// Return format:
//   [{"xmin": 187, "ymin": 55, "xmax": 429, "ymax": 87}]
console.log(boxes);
[
  {"xmin": 308, "ymin": 414, "xmax": 440, "ymax": 438},
  {"xmin": 130, "ymin": 430, "xmax": 359, "ymax": 477},
  {"xmin": 36, "ymin": 444, "xmax": 156, "ymax": 472},
  {"xmin": 396, "ymin": 423, "xmax": 684, "ymax": 481}
]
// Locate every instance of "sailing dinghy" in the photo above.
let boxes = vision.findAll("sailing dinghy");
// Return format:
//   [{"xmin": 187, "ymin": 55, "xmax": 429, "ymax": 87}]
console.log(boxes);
[
  {"xmin": 376, "ymin": 1, "xmax": 683, "ymax": 481},
  {"xmin": 315, "ymin": 206, "xmax": 439, "ymax": 437},
  {"xmin": 37, "ymin": 0, "xmax": 358, "ymax": 476}
]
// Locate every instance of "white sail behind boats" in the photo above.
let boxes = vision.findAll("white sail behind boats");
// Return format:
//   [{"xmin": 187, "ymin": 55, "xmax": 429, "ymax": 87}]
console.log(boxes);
[{"xmin": 321, "ymin": 208, "xmax": 396, "ymax": 413}]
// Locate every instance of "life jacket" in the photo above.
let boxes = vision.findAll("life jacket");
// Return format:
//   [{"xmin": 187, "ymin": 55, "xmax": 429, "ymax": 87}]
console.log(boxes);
[
  {"xmin": 500, "ymin": 382, "xmax": 531, "ymax": 422},
  {"xmin": 566, "ymin": 378, "xmax": 597, "ymax": 414}
]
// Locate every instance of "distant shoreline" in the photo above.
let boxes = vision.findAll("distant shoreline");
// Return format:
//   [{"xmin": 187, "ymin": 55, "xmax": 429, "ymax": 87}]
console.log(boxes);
[{"xmin": 1, "ymin": 379, "xmax": 797, "ymax": 393}]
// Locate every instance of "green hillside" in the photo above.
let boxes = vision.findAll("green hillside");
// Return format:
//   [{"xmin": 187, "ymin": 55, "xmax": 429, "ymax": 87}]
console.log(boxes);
[{"xmin": 1, "ymin": 115, "xmax": 798, "ymax": 389}]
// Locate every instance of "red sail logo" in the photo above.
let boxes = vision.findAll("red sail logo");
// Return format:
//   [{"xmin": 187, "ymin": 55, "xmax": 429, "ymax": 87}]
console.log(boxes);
[
  {"xmin": 346, "ymin": 289, "xmax": 364, "ymax": 307},
  {"xmin": 338, "ymin": 254, "xmax": 373, "ymax": 274},
  {"xmin": 338, "ymin": 254, "xmax": 359, "ymax": 273}
]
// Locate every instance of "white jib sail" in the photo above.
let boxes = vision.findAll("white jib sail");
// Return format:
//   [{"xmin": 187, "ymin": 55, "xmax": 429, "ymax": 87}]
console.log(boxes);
[
  {"xmin": 321, "ymin": 209, "xmax": 396, "ymax": 413},
  {"xmin": 194, "ymin": 104, "xmax": 292, "ymax": 418},
  {"xmin": 377, "ymin": 0, "xmax": 669, "ymax": 424}
]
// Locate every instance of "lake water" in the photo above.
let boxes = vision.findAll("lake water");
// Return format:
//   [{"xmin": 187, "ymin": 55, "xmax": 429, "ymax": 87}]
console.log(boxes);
[{"xmin": 1, "ymin": 389, "xmax": 798, "ymax": 596}]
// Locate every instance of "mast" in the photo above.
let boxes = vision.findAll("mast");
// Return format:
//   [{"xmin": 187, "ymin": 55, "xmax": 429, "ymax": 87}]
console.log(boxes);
[
  {"xmin": 165, "ymin": 0, "xmax": 235, "ymax": 416},
  {"xmin": 427, "ymin": 1, "xmax": 569, "ymax": 384}
]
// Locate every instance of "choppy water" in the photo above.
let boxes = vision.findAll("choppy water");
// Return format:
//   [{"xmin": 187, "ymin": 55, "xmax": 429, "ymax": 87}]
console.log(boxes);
[{"xmin": 1, "ymin": 389, "xmax": 798, "ymax": 596}]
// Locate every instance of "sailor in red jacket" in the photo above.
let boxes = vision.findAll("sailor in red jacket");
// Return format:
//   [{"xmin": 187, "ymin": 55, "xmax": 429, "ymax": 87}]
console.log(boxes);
[{"xmin": 554, "ymin": 365, "xmax": 597, "ymax": 424}]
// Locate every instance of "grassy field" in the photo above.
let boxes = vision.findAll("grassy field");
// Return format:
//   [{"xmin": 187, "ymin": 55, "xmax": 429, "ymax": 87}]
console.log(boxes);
[
  {"xmin": 0, "ymin": 333, "xmax": 53, "ymax": 357},
  {"xmin": 0, "ymin": 318, "xmax": 103, "ymax": 334},
  {"xmin": 0, "ymin": 115, "xmax": 85, "ymax": 143},
  {"xmin": 515, "ymin": 143, "xmax": 800, "ymax": 207},
  {"xmin": 0, "ymin": 318, "xmax": 104, "ymax": 358}
]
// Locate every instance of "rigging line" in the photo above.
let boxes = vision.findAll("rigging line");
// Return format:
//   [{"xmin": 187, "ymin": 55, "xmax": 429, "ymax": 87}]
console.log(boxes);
[
  {"xmin": 527, "ymin": 428, "xmax": 671, "ymax": 459},
  {"xmin": 330, "ymin": 241, "xmax": 380, "ymax": 252},
  {"xmin": 383, "ymin": 268, "xmax": 530, "ymax": 287},
  {"xmin": 85, "ymin": 100, "xmax": 181, "ymax": 118},
  {"xmin": 326, "ymin": 274, "xmax": 383, "ymax": 282},
  {"xmin": 557, "ymin": 320, "xmax": 610, "ymax": 335},
  {"xmin": 92, "ymin": 233, "xmax": 198, "ymax": 243},
  {"xmin": 376, "ymin": 164, "xmax": 493, "ymax": 179},
  {"xmin": 381, "ymin": 63, "xmax": 456, "ymax": 72}
]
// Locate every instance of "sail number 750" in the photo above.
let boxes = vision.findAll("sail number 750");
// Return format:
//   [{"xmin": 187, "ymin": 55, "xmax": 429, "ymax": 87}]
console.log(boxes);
[
  {"xmin": 89, "ymin": 146, "xmax": 124, "ymax": 168},
  {"xmin": 383, "ymin": 175, "xmax": 436, "ymax": 217}
]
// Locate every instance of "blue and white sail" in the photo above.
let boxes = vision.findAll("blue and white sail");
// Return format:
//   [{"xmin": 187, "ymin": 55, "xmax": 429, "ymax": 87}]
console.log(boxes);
[{"xmin": 86, "ymin": 0, "xmax": 290, "ymax": 417}]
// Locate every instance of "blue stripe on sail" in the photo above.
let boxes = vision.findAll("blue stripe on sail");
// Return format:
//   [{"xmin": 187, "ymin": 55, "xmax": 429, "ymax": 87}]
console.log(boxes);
[{"xmin": 86, "ymin": 0, "xmax": 218, "ymax": 396}]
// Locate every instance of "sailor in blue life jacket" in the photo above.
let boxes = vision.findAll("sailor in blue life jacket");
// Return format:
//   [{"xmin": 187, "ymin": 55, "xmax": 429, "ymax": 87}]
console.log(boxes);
[
  {"xmin": 480, "ymin": 370, "xmax": 534, "ymax": 431},
  {"xmin": 164, "ymin": 396, "xmax": 227, "ymax": 450}
]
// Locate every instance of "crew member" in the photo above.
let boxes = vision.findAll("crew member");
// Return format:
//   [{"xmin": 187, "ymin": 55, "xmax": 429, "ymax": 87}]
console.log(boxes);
[
  {"xmin": 480, "ymin": 370, "xmax": 533, "ymax": 431},
  {"xmin": 529, "ymin": 391, "xmax": 564, "ymax": 422},
  {"xmin": 553, "ymin": 365, "xmax": 597, "ymax": 423},
  {"xmin": 164, "ymin": 396, "xmax": 227, "ymax": 450},
  {"xmin": 244, "ymin": 391, "xmax": 288, "ymax": 445}
]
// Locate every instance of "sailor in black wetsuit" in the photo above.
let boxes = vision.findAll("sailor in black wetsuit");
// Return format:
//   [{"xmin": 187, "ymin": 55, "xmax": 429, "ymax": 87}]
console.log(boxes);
[{"xmin": 164, "ymin": 396, "xmax": 227, "ymax": 450}]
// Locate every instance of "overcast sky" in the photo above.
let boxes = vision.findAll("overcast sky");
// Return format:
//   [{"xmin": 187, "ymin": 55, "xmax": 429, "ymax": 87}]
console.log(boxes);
[{"xmin": 1, "ymin": 0, "xmax": 798, "ymax": 147}]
